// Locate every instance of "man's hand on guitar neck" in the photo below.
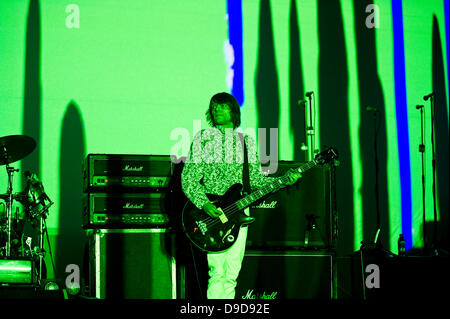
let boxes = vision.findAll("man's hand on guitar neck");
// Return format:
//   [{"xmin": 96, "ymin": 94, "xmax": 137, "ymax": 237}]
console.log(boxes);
[
  {"xmin": 284, "ymin": 168, "xmax": 302, "ymax": 186},
  {"xmin": 203, "ymin": 202, "xmax": 223, "ymax": 218}
]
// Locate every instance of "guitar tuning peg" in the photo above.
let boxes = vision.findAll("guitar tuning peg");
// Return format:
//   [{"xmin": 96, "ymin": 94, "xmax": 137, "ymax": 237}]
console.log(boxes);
[{"xmin": 333, "ymin": 160, "xmax": 340, "ymax": 167}]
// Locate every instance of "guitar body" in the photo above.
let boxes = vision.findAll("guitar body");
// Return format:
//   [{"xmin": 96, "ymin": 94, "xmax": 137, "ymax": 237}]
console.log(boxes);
[{"xmin": 182, "ymin": 183, "xmax": 255, "ymax": 253}]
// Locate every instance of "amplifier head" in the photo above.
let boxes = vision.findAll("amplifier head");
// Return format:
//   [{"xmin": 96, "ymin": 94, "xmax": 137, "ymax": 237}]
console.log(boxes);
[
  {"xmin": 82, "ymin": 193, "xmax": 171, "ymax": 228},
  {"xmin": 83, "ymin": 154, "xmax": 173, "ymax": 192}
]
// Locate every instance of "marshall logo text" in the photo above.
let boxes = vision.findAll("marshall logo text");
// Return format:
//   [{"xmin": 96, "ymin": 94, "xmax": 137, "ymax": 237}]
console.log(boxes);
[
  {"xmin": 123, "ymin": 165, "xmax": 144, "ymax": 172},
  {"xmin": 123, "ymin": 203, "xmax": 144, "ymax": 209},
  {"xmin": 242, "ymin": 289, "xmax": 278, "ymax": 299},
  {"xmin": 252, "ymin": 200, "xmax": 277, "ymax": 209}
]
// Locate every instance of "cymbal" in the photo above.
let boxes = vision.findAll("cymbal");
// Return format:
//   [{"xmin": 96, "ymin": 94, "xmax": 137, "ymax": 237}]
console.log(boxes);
[{"xmin": 0, "ymin": 135, "xmax": 36, "ymax": 166}]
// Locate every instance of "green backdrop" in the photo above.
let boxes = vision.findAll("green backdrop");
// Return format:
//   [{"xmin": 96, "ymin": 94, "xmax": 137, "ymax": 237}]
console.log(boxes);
[{"xmin": 0, "ymin": 0, "xmax": 448, "ymax": 279}]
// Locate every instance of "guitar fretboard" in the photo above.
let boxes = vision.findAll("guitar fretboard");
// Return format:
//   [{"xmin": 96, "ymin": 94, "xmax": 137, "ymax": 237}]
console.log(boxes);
[{"xmin": 234, "ymin": 159, "xmax": 318, "ymax": 211}]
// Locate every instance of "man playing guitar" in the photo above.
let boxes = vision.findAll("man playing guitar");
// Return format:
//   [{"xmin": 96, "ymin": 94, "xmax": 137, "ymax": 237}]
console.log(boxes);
[{"xmin": 181, "ymin": 92, "xmax": 301, "ymax": 299}]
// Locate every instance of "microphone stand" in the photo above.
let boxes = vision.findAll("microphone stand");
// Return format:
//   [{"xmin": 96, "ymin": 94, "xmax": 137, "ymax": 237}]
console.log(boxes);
[
  {"xmin": 357, "ymin": 107, "xmax": 390, "ymax": 300},
  {"xmin": 372, "ymin": 110, "xmax": 381, "ymax": 245},
  {"xmin": 416, "ymin": 105, "xmax": 426, "ymax": 251},
  {"xmin": 367, "ymin": 107, "xmax": 393, "ymax": 254},
  {"xmin": 427, "ymin": 94, "xmax": 438, "ymax": 255},
  {"xmin": 305, "ymin": 93, "xmax": 315, "ymax": 161}
]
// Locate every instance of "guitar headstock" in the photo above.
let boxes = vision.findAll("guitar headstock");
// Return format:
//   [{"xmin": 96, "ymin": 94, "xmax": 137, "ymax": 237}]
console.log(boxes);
[{"xmin": 314, "ymin": 147, "xmax": 339, "ymax": 165}]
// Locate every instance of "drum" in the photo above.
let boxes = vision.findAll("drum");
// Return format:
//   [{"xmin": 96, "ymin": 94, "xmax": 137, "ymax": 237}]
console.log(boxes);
[
  {"xmin": 0, "ymin": 201, "xmax": 26, "ymax": 257},
  {"xmin": 21, "ymin": 172, "xmax": 53, "ymax": 223}
]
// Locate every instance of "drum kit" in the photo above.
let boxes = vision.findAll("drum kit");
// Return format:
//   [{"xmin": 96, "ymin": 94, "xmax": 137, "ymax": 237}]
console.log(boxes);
[{"xmin": 0, "ymin": 135, "xmax": 53, "ymax": 285}]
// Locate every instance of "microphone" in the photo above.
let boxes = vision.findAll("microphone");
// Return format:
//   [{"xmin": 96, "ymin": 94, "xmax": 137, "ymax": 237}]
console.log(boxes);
[
  {"xmin": 366, "ymin": 106, "xmax": 379, "ymax": 112},
  {"xmin": 423, "ymin": 92, "xmax": 435, "ymax": 101},
  {"xmin": 305, "ymin": 91, "xmax": 314, "ymax": 97},
  {"xmin": 416, "ymin": 105, "xmax": 424, "ymax": 109},
  {"xmin": 298, "ymin": 99, "xmax": 307, "ymax": 106}
]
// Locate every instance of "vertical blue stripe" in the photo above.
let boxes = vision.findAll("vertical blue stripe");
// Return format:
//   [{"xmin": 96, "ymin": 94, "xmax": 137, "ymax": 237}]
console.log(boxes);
[
  {"xmin": 392, "ymin": 0, "xmax": 413, "ymax": 250},
  {"xmin": 227, "ymin": 0, "xmax": 244, "ymax": 106},
  {"xmin": 445, "ymin": 0, "xmax": 449, "ymax": 87}
]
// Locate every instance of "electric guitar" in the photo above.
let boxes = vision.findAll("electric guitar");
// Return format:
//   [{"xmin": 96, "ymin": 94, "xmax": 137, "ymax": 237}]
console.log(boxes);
[{"xmin": 181, "ymin": 147, "xmax": 338, "ymax": 253}]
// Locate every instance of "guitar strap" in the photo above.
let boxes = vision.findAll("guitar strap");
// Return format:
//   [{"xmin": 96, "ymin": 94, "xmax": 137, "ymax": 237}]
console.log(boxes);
[{"xmin": 238, "ymin": 133, "xmax": 251, "ymax": 195}]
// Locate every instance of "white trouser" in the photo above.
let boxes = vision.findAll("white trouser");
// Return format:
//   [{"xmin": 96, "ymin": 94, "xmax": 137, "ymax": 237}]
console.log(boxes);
[{"xmin": 206, "ymin": 209, "xmax": 249, "ymax": 299}]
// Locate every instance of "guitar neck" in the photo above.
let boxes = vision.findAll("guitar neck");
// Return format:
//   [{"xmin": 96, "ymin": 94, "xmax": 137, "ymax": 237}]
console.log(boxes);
[{"xmin": 235, "ymin": 159, "xmax": 318, "ymax": 211}]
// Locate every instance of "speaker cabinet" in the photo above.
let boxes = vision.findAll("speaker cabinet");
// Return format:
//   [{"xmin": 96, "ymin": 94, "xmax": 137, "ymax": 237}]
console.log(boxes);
[
  {"xmin": 236, "ymin": 250, "xmax": 336, "ymax": 299},
  {"xmin": 248, "ymin": 162, "xmax": 336, "ymax": 249},
  {"xmin": 86, "ymin": 228, "xmax": 177, "ymax": 299}
]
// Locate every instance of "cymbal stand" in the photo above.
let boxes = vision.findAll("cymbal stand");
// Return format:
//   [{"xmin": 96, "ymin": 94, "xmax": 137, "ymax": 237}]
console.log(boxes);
[
  {"xmin": 4, "ymin": 161, "xmax": 19, "ymax": 257},
  {"xmin": 37, "ymin": 216, "xmax": 49, "ymax": 285},
  {"xmin": 36, "ymin": 204, "xmax": 52, "ymax": 285}
]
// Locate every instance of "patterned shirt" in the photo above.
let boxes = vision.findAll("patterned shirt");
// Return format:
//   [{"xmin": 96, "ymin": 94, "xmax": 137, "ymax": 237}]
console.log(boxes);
[{"xmin": 181, "ymin": 126, "xmax": 275, "ymax": 210}]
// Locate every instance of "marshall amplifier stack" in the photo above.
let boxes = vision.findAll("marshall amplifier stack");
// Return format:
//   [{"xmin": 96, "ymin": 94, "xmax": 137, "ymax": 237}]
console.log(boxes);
[
  {"xmin": 236, "ymin": 161, "xmax": 338, "ymax": 299},
  {"xmin": 82, "ymin": 154, "xmax": 174, "ymax": 228},
  {"xmin": 82, "ymin": 154, "xmax": 179, "ymax": 298}
]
